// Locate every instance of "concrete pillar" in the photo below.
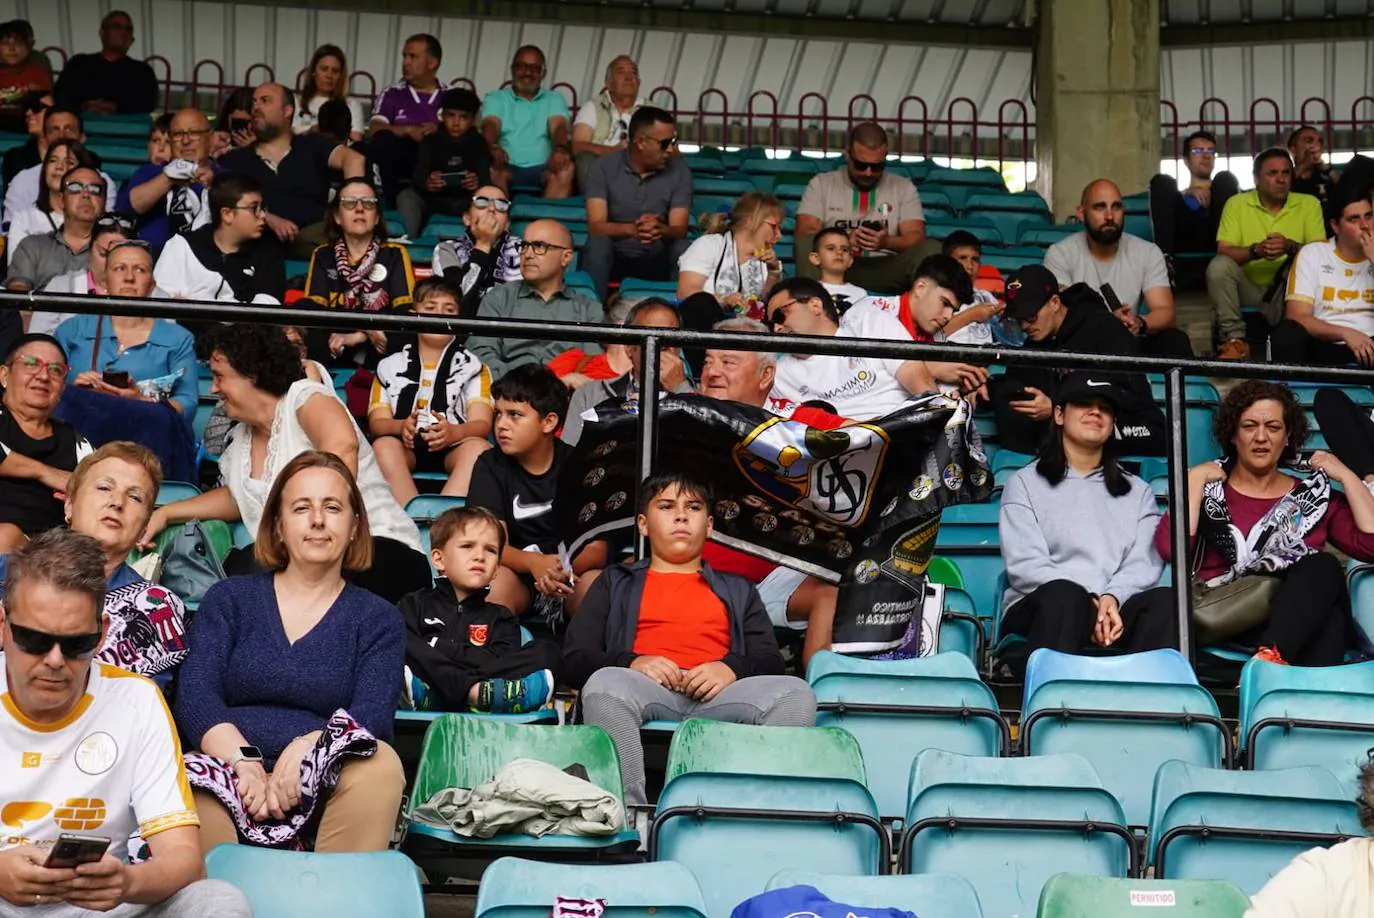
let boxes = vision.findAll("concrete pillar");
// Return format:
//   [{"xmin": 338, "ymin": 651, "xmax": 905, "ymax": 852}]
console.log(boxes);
[{"xmin": 1034, "ymin": 0, "xmax": 1160, "ymax": 220}]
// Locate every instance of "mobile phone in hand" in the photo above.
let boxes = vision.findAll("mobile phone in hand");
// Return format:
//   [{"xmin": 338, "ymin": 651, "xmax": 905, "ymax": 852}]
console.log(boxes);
[
  {"xmin": 102, "ymin": 370, "xmax": 130, "ymax": 389},
  {"xmin": 1007, "ymin": 388, "xmax": 1035, "ymax": 402},
  {"xmin": 43, "ymin": 833, "xmax": 111, "ymax": 869}
]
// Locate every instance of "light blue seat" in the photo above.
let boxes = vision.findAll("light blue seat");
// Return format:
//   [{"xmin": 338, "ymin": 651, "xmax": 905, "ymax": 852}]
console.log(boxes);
[
  {"xmin": 1348, "ymin": 565, "xmax": 1374, "ymax": 651},
  {"xmin": 1021, "ymin": 649, "xmax": 1228, "ymax": 827},
  {"xmin": 1185, "ymin": 405, "xmax": 1222, "ymax": 464},
  {"xmin": 1239, "ymin": 657, "xmax": 1374, "ymax": 800},
  {"xmin": 767, "ymin": 871, "xmax": 983, "ymax": 918},
  {"xmin": 652, "ymin": 773, "xmax": 886, "ymax": 918},
  {"xmin": 230, "ymin": 521, "xmax": 254, "ymax": 548},
  {"xmin": 476, "ymin": 857, "xmax": 708, "ymax": 918},
  {"xmin": 943, "ymin": 551, "xmax": 1005, "ymax": 631},
  {"xmin": 940, "ymin": 586, "xmax": 984, "ymax": 664},
  {"xmin": 691, "ymin": 177, "xmax": 757, "ymax": 196},
  {"xmin": 1148, "ymin": 760, "xmax": 1362, "ymax": 892},
  {"xmin": 205, "ymin": 846, "xmax": 423, "ymax": 918},
  {"xmin": 619, "ymin": 278, "xmax": 680, "ymax": 298},
  {"xmin": 809, "ymin": 651, "xmax": 1007, "ymax": 820},
  {"xmin": 965, "ymin": 190, "xmax": 1051, "ymax": 214},
  {"xmin": 405, "ymin": 494, "xmax": 466, "ymax": 522},
  {"xmin": 982, "ymin": 250, "xmax": 1044, "ymax": 273},
  {"xmin": 938, "ymin": 501, "xmax": 1000, "ymax": 548},
  {"xmin": 901, "ymin": 751, "xmax": 1133, "ymax": 917},
  {"xmin": 1285, "ymin": 382, "xmax": 1374, "ymax": 407},
  {"xmin": 990, "ymin": 449, "xmax": 1034, "ymax": 486},
  {"xmin": 1018, "ymin": 225, "xmax": 1081, "ymax": 247}
]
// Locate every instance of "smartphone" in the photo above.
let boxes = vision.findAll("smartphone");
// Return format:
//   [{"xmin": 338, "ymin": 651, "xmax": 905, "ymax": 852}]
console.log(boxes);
[
  {"xmin": 102, "ymin": 370, "xmax": 130, "ymax": 389},
  {"xmin": 1007, "ymin": 388, "xmax": 1035, "ymax": 402},
  {"xmin": 860, "ymin": 219, "xmax": 885, "ymax": 232},
  {"xmin": 1100, "ymin": 282, "xmax": 1124, "ymax": 312},
  {"xmin": 43, "ymin": 833, "xmax": 111, "ymax": 869},
  {"xmin": 228, "ymin": 117, "xmax": 250, "ymax": 135},
  {"xmin": 440, "ymin": 171, "xmax": 468, "ymax": 189}
]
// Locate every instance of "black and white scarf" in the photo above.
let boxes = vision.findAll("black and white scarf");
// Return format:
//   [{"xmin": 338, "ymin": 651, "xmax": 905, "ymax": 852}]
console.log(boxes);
[
  {"xmin": 380, "ymin": 339, "xmax": 486, "ymax": 423},
  {"xmin": 1198, "ymin": 469, "xmax": 1331, "ymax": 586}
]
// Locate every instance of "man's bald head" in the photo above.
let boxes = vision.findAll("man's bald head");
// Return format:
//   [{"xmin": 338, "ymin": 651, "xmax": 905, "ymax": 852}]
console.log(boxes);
[
  {"xmin": 1080, "ymin": 179, "xmax": 1123, "ymax": 207},
  {"xmin": 169, "ymin": 107, "xmax": 212, "ymax": 162},
  {"xmin": 524, "ymin": 219, "xmax": 572, "ymax": 248},
  {"xmin": 519, "ymin": 219, "xmax": 574, "ymax": 284},
  {"xmin": 1077, "ymin": 178, "xmax": 1125, "ymax": 247}
]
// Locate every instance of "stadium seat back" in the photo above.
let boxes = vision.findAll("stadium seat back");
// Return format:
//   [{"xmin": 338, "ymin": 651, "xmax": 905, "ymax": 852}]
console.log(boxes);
[
  {"xmin": 655, "ymin": 773, "xmax": 884, "ymax": 918},
  {"xmin": 1035, "ymin": 873, "xmax": 1250, "ymax": 918},
  {"xmin": 1018, "ymin": 225, "xmax": 1080, "ymax": 247},
  {"xmin": 619, "ymin": 278, "xmax": 679, "ymax": 298},
  {"xmin": 944, "ymin": 552, "xmax": 1005, "ymax": 625},
  {"xmin": 476, "ymin": 857, "xmax": 709, "ymax": 918},
  {"xmin": 663, "ymin": 718, "xmax": 865, "ymax": 784},
  {"xmin": 1245, "ymin": 688, "xmax": 1374, "ymax": 800},
  {"xmin": 1184, "ymin": 406, "xmax": 1222, "ymax": 464},
  {"xmin": 1239, "ymin": 657, "xmax": 1374, "ymax": 740},
  {"xmin": 404, "ymin": 494, "xmax": 466, "ymax": 522},
  {"xmin": 1023, "ymin": 648, "xmax": 1198, "ymax": 707},
  {"xmin": 938, "ymin": 501, "xmax": 1001, "ymax": 548},
  {"xmin": 692, "ymin": 177, "xmax": 756, "ymax": 196},
  {"xmin": 157, "ymin": 481, "xmax": 201, "ymax": 506},
  {"xmin": 205, "ymin": 846, "xmax": 424, "ymax": 918},
  {"xmin": 767, "ymin": 871, "xmax": 983, "ymax": 918}
]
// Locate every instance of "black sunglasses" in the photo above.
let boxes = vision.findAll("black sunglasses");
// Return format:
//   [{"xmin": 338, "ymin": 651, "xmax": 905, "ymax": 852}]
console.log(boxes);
[
  {"xmin": 7, "ymin": 622, "xmax": 102, "ymax": 660},
  {"xmin": 850, "ymin": 157, "xmax": 886, "ymax": 174}
]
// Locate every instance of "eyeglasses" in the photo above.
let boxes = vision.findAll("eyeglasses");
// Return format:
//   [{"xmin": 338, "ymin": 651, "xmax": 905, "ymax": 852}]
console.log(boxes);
[
  {"xmin": 339, "ymin": 195, "xmax": 378, "ymax": 211},
  {"xmin": 170, "ymin": 129, "xmax": 210, "ymax": 140},
  {"xmin": 9, "ymin": 354, "xmax": 68, "ymax": 378},
  {"xmin": 6, "ymin": 622, "xmax": 102, "ymax": 660},
  {"xmin": 517, "ymin": 239, "xmax": 570, "ymax": 256},
  {"xmin": 95, "ymin": 214, "xmax": 136, "ymax": 230},
  {"xmin": 648, "ymin": 135, "xmax": 678, "ymax": 151},
  {"xmin": 64, "ymin": 181, "xmax": 106, "ymax": 197},
  {"xmin": 106, "ymin": 239, "xmax": 151, "ymax": 257},
  {"xmin": 229, "ymin": 202, "xmax": 267, "ymax": 216},
  {"xmin": 768, "ymin": 298, "xmax": 803, "ymax": 328},
  {"xmin": 472, "ymin": 195, "xmax": 511, "ymax": 213},
  {"xmin": 1189, "ymin": 147, "xmax": 1217, "ymax": 156},
  {"xmin": 850, "ymin": 158, "xmax": 886, "ymax": 174}
]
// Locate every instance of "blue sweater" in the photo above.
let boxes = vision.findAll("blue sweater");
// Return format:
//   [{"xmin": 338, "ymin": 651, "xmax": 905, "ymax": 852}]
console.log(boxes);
[{"xmin": 174, "ymin": 573, "xmax": 403, "ymax": 765}]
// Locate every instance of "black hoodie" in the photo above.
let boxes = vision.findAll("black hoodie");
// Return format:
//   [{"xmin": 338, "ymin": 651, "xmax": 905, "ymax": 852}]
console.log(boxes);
[{"xmin": 399, "ymin": 579, "xmax": 524, "ymax": 702}]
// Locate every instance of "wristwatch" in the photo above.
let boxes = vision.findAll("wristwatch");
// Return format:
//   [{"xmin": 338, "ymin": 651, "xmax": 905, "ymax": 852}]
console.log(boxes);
[{"xmin": 228, "ymin": 745, "xmax": 263, "ymax": 769}]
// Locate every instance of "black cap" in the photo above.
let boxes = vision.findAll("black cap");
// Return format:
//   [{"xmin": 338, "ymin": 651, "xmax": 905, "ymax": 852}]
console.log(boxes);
[
  {"xmin": 1055, "ymin": 372, "xmax": 1122, "ymax": 410},
  {"xmin": 1003, "ymin": 264, "xmax": 1060, "ymax": 320}
]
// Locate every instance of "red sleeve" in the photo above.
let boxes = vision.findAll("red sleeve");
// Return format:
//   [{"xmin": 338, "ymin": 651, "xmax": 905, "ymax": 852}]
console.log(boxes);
[
  {"xmin": 1324, "ymin": 492, "xmax": 1374, "ymax": 562},
  {"xmin": 790, "ymin": 405, "xmax": 850, "ymax": 429},
  {"xmin": 1153, "ymin": 512, "xmax": 1173, "ymax": 562}
]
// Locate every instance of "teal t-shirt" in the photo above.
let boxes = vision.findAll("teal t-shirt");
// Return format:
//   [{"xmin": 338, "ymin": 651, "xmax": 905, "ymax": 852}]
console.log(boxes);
[{"xmin": 479, "ymin": 87, "xmax": 571, "ymax": 168}]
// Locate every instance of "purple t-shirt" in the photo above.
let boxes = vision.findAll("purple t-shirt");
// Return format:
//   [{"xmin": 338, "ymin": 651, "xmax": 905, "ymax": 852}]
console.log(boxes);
[{"xmin": 374, "ymin": 82, "xmax": 443, "ymax": 127}]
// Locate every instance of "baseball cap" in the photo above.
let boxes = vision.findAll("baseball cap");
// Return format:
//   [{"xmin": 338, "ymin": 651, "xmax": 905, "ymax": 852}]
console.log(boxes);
[
  {"xmin": 1056, "ymin": 372, "xmax": 1122, "ymax": 411},
  {"xmin": 1003, "ymin": 264, "xmax": 1061, "ymax": 321}
]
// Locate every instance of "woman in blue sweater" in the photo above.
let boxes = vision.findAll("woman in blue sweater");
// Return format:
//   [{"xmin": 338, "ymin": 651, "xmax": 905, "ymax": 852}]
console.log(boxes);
[
  {"xmin": 175, "ymin": 450, "xmax": 406, "ymax": 853},
  {"xmin": 998, "ymin": 373, "xmax": 1177, "ymax": 656}
]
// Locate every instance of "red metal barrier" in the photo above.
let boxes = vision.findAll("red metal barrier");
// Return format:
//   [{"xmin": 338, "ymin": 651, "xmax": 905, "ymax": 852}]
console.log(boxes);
[
  {"xmin": 145, "ymin": 55, "xmax": 173, "ymax": 112},
  {"xmin": 648, "ymin": 85, "xmax": 679, "ymax": 126},
  {"xmin": 351, "ymin": 71, "xmax": 380, "ymax": 109},
  {"xmin": 551, "ymin": 81, "xmax": 579, "ymax": 114},
  {"xmin": 747, "ymin": 90, "xmax": 780, "ymax": 150},
  {"xmin": 1248, "ymin": 97, "xmax": 1282, "ymax": 153},
  {"xmin": 797, "ymin": 91, "xmax": 830, "ymax": 153},
  {"xmin": 1299, "ymin": 96, "xmax": 1334, "ymax": 150},
  {"xmin": 188, "ymin": 59, "xmax": 227, "ymax": 107},
  {"xmin": 1352, "ymin": 95, "xmax": 1374, "ymax": 157},
  {"xmin": 996, "ymin": 98, "xmax": 1029, "ymax": 175},
  {"xmin": 42, "ymin": 45, "xmax": 67, "ymax": 69},
  {"xmin": 1197, "ymin": 97, "xmax": 1233, "ymax": 157},
  {"xmin": 1160, "ymin": 99, "xmax": 1180, "ymax": 161},
  {"xmin": 896, "ymin": 95, "xmax": 930, "ymax": 158},
  {"xmin": 946, "ymin": 96, "xmax": 979, "ymax": 160},
  {"xmin": 243, "ymin": 63, "xmax": 275, "ymax": 90},
  {"xmin": 696, "ymin": 89, "xmax": 728, "ymax": 145},
  {"xmin": 448, "ymin": 77, "xmax": 476, "ymax": 94}
]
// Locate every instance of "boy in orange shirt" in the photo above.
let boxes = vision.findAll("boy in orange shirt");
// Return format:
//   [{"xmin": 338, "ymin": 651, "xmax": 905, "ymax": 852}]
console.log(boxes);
[{"xmin": 564, "ymin": 472, "xmax": 816, "ymax": 808}]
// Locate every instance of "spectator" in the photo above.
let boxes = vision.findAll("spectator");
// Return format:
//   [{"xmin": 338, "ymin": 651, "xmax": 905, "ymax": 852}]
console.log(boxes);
[
  {"xmin": 999, "ymin": 373, "xmax": 1175, "ymax": 656},
  {"xmin": 175, "ymin": 451, "xmax": 406, "ymax": 855},
  {"xmin": 1244, "ymin": 760, "xmax": 1374, "ymax": 916},
  {"xmin": 8, "ymin": 20, "xmax": 50, "ymax": 81},
  {"xmin": 795, "ymin": 122, "xmax": 929, "ymax": 294},
  {"xmin": 0, "ymin": 529, "xmax": 251, "ymax": 917},
  {"xmin": 1, "ymin": 89, "xmax": 51, "ymax": 187},
  {"xmin": 145, "ymin": 111, "xmax": 172, "ymax": 166},
  {"xmin": 676, "ymin": 192, "xmax": 783, "ymax": 318},
  {"xmin": 764, "ymin": 277, "xmax": 984, "ymax": 420},
  {"xmin": 866, "ymin": 253, "xmax": 978, "ymax": 343},
  {"xmin": 1148, "ymin": 130, "xmax": 1239, "ymax": 291},
  {"xmin": 4, "ymin": 106, "xmax": 114, "ymax": 223},
  {"xmin": 1157, "ymin": 381, "xmax": 1374, "ymax": 666},
  {"xmin": 994, "ymin": 264, "xmax": 1166, "ymax": 456},
  {"xmin": 6, "ymin": 163, "xmax": 106, "ymax": 292},
  {"xmin": 154, "ymin": 172, "xmax": 286, "ymax": 304},
  {"xmin": 1208, "ymin": 147, "xmax": 1324, "ymax": 359},
  {"xmin": 293, "ymin": 43, "xmax": 365, "ymax": 141},
  {"xmin": 144, "ymin": 325, "xmax": 430, "ymax": 603},
  {"xmin": 583, "ymin": 105, "xmax": 691, "ymax": 299},
  {"xmin": 565, "ymin": 471, "xmax": 817, "ymax": 808},
  {"xmin": 480, "ymin": 45, "xmax": 574, "ymax": 198},
  {"xmin": 467, "ymin": 219, "xmax": 603, "ymax": 380},
  {"xmin": 7, "ymin": 138, "xmax": 91, "ymax": 258},
  {"xmin": 1289, "ymin": 124, "xmax": 1337, "ymax": 204},
  {"xmin": 562, "ymin": 298, "xmax": 692, "ymax": 447},
  {"xmin": 219, "ymin": 82, "xmax": 366, "ymax": 258},
  {"xmin": 301, "ymin": 177, "xmax": 415, "ymax": 369},
  {"xmin": 211, "ymin": 87, "xmax": 254, "ymax": 161},
  {"xmin": 0, "ymin": 334, "xmax": 91, "ymax": 552},
  {"xmin": 431, "ymin": 185, "xmax": 523, "ymax": 318},
  {"xmin": 936, "ymin": 230, "xmax": 1011, "ymax": 346},
  {"xmin": 396, "ymin": 87, "xmax": 491, "ymax": 239},
  {"xmin": 1272, "ymin": 185, "xmax": 1374, "ymax": 367},
  {"xmin": 571, "ymin": 55, "xmax": 644, "ymax": 190},
  {"xmin": 808, "ymin": 225, "xmax": 867, "ymax": 313},
  {"xmin": 34, "ymin": 215, "xmax": 136, "ymax": 332},
  {"xmin": 118, "ymin": 107, "xmax": 219, "ymax": 250},
  {"xmin": 369, "ymin": 277, "xmax": 493, "ymax": 504},
  {"xmin": 369, "ymin": 33, "xmax": 445, "ymax": 204},
  {"xmin": 400, "ymin": 506, "xmax": 562, "ymax": 713},
  {"xmin": 1043, "ymin": 178, "xmax": 1194, "ymax": 359},
  {"xmin": 1313, "ymin": 385, "xmax": 1374, "ymax": 494},
  {"xmin": 52, "ymin": 10, "xmax": 158, "ymax": 114},
  {"xmin": 0, "ymin": 20, "xmax": 50, "ymax": 132}
]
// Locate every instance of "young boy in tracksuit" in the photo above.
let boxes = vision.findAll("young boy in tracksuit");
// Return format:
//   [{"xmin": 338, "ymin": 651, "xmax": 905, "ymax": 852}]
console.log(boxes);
[{"xmin": 400, "ymin": 506, "xmax": 562, "ymax": 713}]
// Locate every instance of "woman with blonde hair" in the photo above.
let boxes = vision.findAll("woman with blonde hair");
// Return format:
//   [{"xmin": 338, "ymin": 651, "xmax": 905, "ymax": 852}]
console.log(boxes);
[
  {"xmin": 294, "ymin": 44, "xmax": 366, "ymax": 141},
  {"xmin": 676, "ymin": 191, "xmax": 785, "ymax": 318}
]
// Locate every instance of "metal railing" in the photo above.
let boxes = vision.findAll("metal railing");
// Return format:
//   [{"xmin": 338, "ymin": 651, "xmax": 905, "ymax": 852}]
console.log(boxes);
[{"xmin": 9, "ymin": 288, "xmax": 1374, "ymax": 662}]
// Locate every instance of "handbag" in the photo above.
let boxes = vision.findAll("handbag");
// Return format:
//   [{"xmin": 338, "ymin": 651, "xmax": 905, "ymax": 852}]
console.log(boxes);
[
  {"xmin": 1190, "ymin": 574, "xmax": 1281, "ymax": 646},
  {"xmin": 158, "ymin": 520, "xmax": 230, "ymax": 607}
]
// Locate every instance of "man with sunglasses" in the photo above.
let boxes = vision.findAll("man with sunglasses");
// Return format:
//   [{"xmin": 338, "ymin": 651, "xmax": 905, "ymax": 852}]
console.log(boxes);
[
  {"xmin": 118, "ymin": 107, "xmax": 220, "ymax": 251},
  {"xmin": 4, "ymin": 107, "xmax": 114, "ymax": 227},
  {"xmin": 1147, "ymin": 129, "xmax": 1239, "ymax": 293},
  {"xmin": 6, "ymin": 165, "xmax": 105, "ymax": 293},
  {"xmin": 795, "ymin": 122, "xmax": 930, "ymax": 295},
  {"xmin": 0, "ymin": 529, "xmax": 252, "ymax": 916},
  {"xmin": 583, "ymin": 105, "xmax": 691, "ymax": 299}
]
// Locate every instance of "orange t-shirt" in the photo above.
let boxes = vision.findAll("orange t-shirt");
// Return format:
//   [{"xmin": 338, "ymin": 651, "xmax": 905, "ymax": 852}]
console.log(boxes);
[{"xmin": 632, "ymin": 570, "xmax": 732, "ymax": 670}]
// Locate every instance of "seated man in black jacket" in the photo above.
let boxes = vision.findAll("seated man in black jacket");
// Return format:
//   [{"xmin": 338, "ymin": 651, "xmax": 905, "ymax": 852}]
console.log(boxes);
[
  {"xmin": 993, "ymin": 264, "xmax": 1166, "ymax": 456},
  {"xmin": 565, "ymin": 472, "xmax": 817, "ymax": 808},
  {"xmin": 399, "ymin": 506, "xmax": 561, "ymax": 713}
]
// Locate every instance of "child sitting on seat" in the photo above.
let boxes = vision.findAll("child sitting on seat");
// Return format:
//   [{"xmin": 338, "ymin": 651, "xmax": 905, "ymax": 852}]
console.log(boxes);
[
  {"xmin": 809, "ymin": 225, "xmax": 868, "ymax": 315},
  {"xmin": 400, "ymin": 506, "xmax": 561, "ymax": 712},
  {"xmin": 369, "ymin": 277, "xmax": 494, "ymax": 505}
]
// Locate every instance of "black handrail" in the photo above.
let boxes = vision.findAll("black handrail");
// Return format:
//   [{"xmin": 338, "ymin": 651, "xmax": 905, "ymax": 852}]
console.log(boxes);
[
  {"xmin": 1020, "ymin": 706, "xmax": 1235, "ymax": 768},
  {"xmin": 900, "ymin": 814, "xmax": 1140, "ymax": 877},
  {"xmin": 1243, "ymin": 716, "xmax": 1374, "ymax": 766},
  {"xmin": 1154, "ymin": 824, "xmax": 1356, "ymax": 878}
]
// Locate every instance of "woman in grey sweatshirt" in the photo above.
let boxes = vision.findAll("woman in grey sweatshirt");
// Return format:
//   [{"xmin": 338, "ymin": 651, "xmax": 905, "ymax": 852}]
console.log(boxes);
[{"xmin": 998, "ymin": 373, "xmax": 1177, "ymax": 655}]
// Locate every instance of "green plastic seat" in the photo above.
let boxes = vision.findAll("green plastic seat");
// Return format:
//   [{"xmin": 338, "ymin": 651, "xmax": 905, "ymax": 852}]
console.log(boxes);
[
  {"xmin": 476, "ymin": 857, "xmax": 709, "ymax": 918},
  {"xmin": 205, "ymin": 846, "xmax": 424, "ymax": 918},
  {"xmin": 767, "ymin": 871, "xmax": 983, "ymax": 918},
  {"xmin": 1036, "ymin": 873, "xmax": 1250, "ymax": 918},
  {"xmin": 663, "ymin": 718, "xmax": 865, "ymax": 785},
  {"xmin": 927, "ymin": 555, "xmax": 965, "ymax": 588}
]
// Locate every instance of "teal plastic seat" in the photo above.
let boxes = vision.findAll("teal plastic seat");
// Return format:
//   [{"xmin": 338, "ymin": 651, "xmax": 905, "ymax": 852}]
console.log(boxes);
[
  {"xmin": 691, "ymin": 177, "xmax": 756, "ymax": 196},
  {"xmin": 476, "ymin": 857, "xmax": 708, "ymax": 918},
  {"xmin": 1344, "ymin": 566, "xmax": 1374, "ymax": 654},
  {"xmin": 938, "ymin": 501, "xmax": 1000, "ymax": 548},
  {"xmin": 1035, "ymin": 873, "xmax": 1250, "ymax": 918},
  {"xmin": 405, "ymin": 494, "xmax": 466, "ymax": 522},
  {"xmin": 1185, "ymin": 405, "xmax": 1222, "ymax": 464},
  {"xmin": 157, "ymin": 480, "xmax": 201, "ymax": 506},
  {"xmin": 652, "ymin": 773, "xmax": 886, "ymax": 918},
  {"xmin": 664, "ymin": 718, "xmax": 865, "ymax": 784},
  {"xmin": 1148, "ymin": 760, "xmax": 1361, "ymax": 892},
  {"xmin": 767, "ymin": 871, "xmax": 983, "ymax": 918},
  {"xmin": 205, "ymin": 846, "xmax": 423, "ymax": 918},
  {"xmin": 939, "ymin": 586, "xmax": 983, "ymax": 664},
  {"xmin": 808, "ymin": 651, "xmax": 1008, "ymax": 820},
  {"xmin": 1021, "ymin": 650, "xmax": 1228, "ymax": 827},
  {"xmin": 940, "ymin": 550, "xmax": 1005, "ymax": 629},
  {"xmin": 1018, "ymin": 225, "xmax": 1080, "ymax": 247},
  {"xmin": 902, "ymin": 750, "xmax": 1134, "ymax": 917},
  {"xmin": 991, "ymin": 449, "xmax": 1034, "ymax": 486},
  {"xmin": 619, "ymin": 278, "xmax": 679, "ymax": 298}
]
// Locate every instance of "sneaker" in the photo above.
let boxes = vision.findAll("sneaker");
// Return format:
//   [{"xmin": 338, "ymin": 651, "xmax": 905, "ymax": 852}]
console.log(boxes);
[
  {"xmin": 1253, "ymin": 645, "xmax": 1289, "ymax": 665},
  {"xmin": 478, "ymin": 669, "xmax": 555, "ymax": 714},
  {"xmin": 1217, "ymin": 338, "xmax": 1251, "ymax": 360},
  {"xmin": 405, "ymin": 667, "xmax": 432, "ymax": 712}
]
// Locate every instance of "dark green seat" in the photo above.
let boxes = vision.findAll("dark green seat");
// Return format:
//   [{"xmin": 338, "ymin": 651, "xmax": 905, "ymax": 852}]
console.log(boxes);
[{"xmin": 1036, "ymin": 873, "xmax": 1250, "ymax": 917}]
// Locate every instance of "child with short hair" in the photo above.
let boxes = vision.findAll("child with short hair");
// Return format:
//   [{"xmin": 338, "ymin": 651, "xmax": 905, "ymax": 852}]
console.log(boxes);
[
  {"xmin": 369, "ymin": 276, "xmax": 494, "ymax": 505},
  {"xmin": 0, "ymin": 20, "xmax": 50, "ymax": 132},
  {"xmin": 147, "ymin": 113, "xmax": 173, "ymax": 167},
  {"xmin": 400, "ymin": 506, "xmax": 561, "ymax": 712},
  {"xmin": 397, "ymin": 87, "xmax": 492, "ymax": 238},
  {"xmin": 564, "ymin": 472, "xmax": 817, "ymax": 808},
  {"xmin": 937, "ymin": 229, "xmax": 1007, "ymax": 346},
  {"xmin": 808, "ymin": 225, "xmax": 869, "ymax": 314}
]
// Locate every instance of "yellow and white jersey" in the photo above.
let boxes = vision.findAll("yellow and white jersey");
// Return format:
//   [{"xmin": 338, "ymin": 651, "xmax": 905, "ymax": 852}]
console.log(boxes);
[
  {"xmin": 0, "ymin": 662, "xmax": 198, "ymax": 855},
  {"xmin": 1287, "ymin": 238, "xmax": 1374, "ymax": 335}
]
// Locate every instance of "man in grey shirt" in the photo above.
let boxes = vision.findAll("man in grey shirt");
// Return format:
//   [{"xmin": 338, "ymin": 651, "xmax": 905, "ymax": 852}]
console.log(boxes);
[
  {"xmin": 468, "ymin": 218, "xmax": 605, "ymax": 380},
  {"xmin": 1043, "ymin": 178, "xmax": 1193, "ymax": 358},
  {"xmin": 6, "ymin": 164, "xmax": 106, "ymax": 292}
]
